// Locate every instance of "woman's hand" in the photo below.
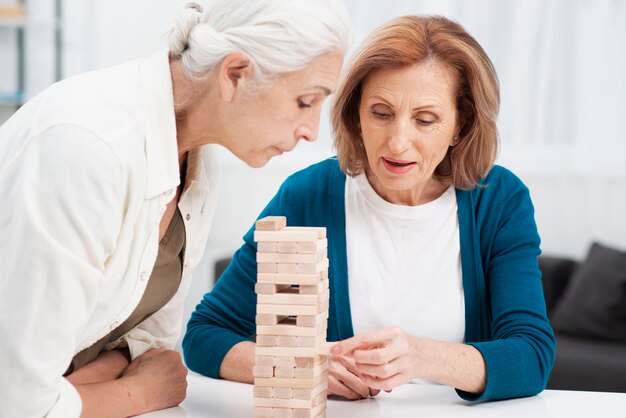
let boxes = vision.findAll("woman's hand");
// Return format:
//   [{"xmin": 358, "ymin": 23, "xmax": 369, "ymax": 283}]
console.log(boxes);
[
  {"xmin": 121, "ymin": 347, "xmax": 188, "ymax": 412},
  {"xmin": 332, "ymin": 327, "xmax": 487, "ymax": 394},
  {"xmin": 332, "ymin": 327, "xmax": 424, "ymax": 392},
  {"xmin": 328, "ymin": 355, "xmax": 381, "ymax": 400}
]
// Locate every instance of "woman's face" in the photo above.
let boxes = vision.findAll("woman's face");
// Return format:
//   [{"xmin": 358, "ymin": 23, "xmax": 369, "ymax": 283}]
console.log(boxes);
[
  {"xmin": 227, "ymin": 52, "xmax": 344, "ymax": 167},
  {"xmin": 358, "ymin": 61, "xmax": 459, "ymax": 205}
]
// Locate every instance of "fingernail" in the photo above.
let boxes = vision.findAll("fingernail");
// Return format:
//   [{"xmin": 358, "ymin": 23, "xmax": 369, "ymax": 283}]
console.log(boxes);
[{"xmin": 331, "ymin": 345, "xmax": 341, "ymax": 355}]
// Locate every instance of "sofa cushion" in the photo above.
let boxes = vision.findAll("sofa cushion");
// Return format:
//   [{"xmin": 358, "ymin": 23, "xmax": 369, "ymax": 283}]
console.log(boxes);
[
  {"xmin": 538, "ymin": 256, "xmax": 578, "ymax": 315},
  {"xmin": 551, "ymin": 242, "xmax": 626, "ymax": 342},
  {"xmin": 547, "ymin": 332, "xmax": 626, "ymax": 392}
]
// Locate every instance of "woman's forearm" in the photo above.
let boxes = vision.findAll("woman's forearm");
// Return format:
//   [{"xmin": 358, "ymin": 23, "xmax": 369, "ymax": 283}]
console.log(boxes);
[
  {"xmin": 418, "ymin": 339, "xmax": 486, "ymax": 394},
  {"xmin": 219, "ymin": 341, "xmax": 255, "ymax": 383},
  {"xmin": 74, "ymin": 376, "xmax": 143, "ymax": 418},
  {"xmin": 66, "ymin": 348, "xmax": 131, "ymax": 385}
]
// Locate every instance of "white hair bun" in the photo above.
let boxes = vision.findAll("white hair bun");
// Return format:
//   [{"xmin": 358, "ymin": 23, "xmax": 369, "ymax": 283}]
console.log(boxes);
[{"xmin": 169, "ymin": 2, "xmax": 204, "ymax": 57}]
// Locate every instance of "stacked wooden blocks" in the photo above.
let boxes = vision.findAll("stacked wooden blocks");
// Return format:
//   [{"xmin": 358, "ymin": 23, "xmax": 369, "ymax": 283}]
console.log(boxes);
[{"xmin": 253, "ymin": 216, "xmax": 333, "ymax": 418}]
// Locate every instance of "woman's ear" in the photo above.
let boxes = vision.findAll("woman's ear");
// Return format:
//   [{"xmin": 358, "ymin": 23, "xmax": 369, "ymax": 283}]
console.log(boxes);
[{"xmin": 218, "ymin": 52, "xmax": 251, "ymax": 102}]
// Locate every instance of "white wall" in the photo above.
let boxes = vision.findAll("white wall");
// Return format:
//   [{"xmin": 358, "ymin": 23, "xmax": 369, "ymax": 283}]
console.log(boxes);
[{"xmin": 2, "ymin": 0, "xmax": 625, "ymax": 350}]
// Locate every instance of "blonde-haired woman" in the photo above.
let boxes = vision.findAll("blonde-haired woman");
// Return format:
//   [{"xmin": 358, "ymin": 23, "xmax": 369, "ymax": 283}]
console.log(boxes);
[
  {"xmin": 0, "ymin": 1, "xmax": 351, "ymax": 416},
  {"xmin": 184, "ymin": 15, "xmax": 555, "ymax": 402}
]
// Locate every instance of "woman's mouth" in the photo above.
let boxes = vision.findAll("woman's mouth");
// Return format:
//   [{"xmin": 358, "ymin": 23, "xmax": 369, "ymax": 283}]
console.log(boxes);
[{"xmin": 381, "ymin": 157, "xmax": 417, "ymax": 174}]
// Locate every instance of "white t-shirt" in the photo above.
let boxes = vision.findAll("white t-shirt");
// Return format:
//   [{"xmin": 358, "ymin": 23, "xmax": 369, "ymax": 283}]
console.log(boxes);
[{"xmin": 345, "ymin": 173, "xmax": 465, "ymax": 345}]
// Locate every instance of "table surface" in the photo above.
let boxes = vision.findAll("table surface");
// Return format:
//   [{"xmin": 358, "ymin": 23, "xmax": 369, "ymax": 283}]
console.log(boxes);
[{"xmin": 139, "ymin": 374, "xmax": 626, "ymax": 418}]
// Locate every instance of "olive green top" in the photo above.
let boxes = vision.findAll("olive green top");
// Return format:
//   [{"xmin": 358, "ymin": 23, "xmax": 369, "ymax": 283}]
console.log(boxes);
[{"xmin": 66, "ymin": 207, "xmax": 186, "ymax": 374}]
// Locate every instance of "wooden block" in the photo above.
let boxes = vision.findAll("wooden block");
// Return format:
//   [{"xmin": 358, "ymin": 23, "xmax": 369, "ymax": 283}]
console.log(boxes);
[
  {"xmin": 255, "ymin": 216, "xmax": 287, "ymax": 231},
  {"xmin": 255, "ymin": 283, "xmax": 291, "ymax": 295},
  {"xmin": 255, "ymin": 355, "xmax": 275, "ymax": 367},
  {"xmin": 292, "ymin": 381, "xmax": 328, "ymax": 400},
  {"xmin": 296, "ymin": 259, "xmax": 328, "ymax": 274},
  {"xmin": 257, "ymin": 262, "xmax": 278, "ymax": 274},
  {"xmin": 253, "ymin": 366, "xmax": 274, "ymax": 378},
  {"xmin": 295, "ymin": 357, "xmax": 313, "ymax": 368},
  {"xmin": 294, "ymin": 361, "xmax": 329, "ymax": 379},
  {"xmin": 254, "ymin": 377, "xmax": 316, "ymax": 389},
  {"xmin": 256, "ymin": 314, "xmax": 288, "ymax": 326},
  {"xmin": 276, "ymin": 335, "xmax": 297, "ymax": 347},
  {"xmin": 295, "ymin": 333, "xmax": 326, "ymax": 348},
  {"xmin": 296, "ymin": 311, "xmax": 328, "ymax": 327},
  {"xmin": 256, "ymin": 335, "xmax": 276, "ymax": 347},
  {"xmin": 253, "ymin": 386, "xmax": 273, "ymax": 398},
  {"xmin": 298, "ymin": 280, "xmax": 329, "ymax": 295},
  {"xmin": 288, "ymin": 226, "xmax": 326, "ymax": 238},
  {"xmin": 313, "ymin": 391, "xmax": 326, "ymax": 407},
  {"xmin": 253, "ymin": 397, "xmax": 314, "ymax": 409},
  {"xmin": 257, "ymin": 318, "xmax": 327, "ymax": 337},
  {"xmin": 277, "ymin": 241, "xmax": 299, "ymax": 253},
  {"xmin": 292, "ymin": 404, "xmax": 326, "ymax": 418},
  {"xmin": 257, "ymin": 272, "xmax": 324, "ymax": 286},
  {"xmin": 257, "ymin": 241, "xmax": 278, "ymax": 253},
  {"xmin": 253, "ymin": 406, "xmax": 274, "ymax": 417},
  {"xmin": 276, "ymin": 263, "xmax": 298, "ymax": 274},
  {"xmin": 272, "ymin": 387, "xmax": 293, "ymax": 399},
  {"xmin": 274, "ymin": 365, "xmax": 295, "ymax": 378},
  {"xmin": 257, "ymin": 252, "xmax": 324, "ymax": 264},
  {"xmin": 297, "ymin": 238, "xmax": 327, "ymax": 254},
  {"xmin": 255, "ymin": 346, "xmax": 318, "ymax": 357},
  {"xmin": 274, "ymin": 356, "xmax": 295, "ymax": 368},
  {"xmin": 254, "ymin": 372, "xmax": 328, "ymax": 389},
  {"xmin": 319, "ymin": 297, "xmax": 329, "ymax": 312},
  {"xmin": 317, "ymin": 342, "xmax": 334, "ymax": 356},
  {"xmin": 257, "ymin": 290, "xmax": 320, "ymax": 306},
  {"xmin": 294, "ymin": 367, "xmax": 315, "ymax": 379},
  {"xmin": 254, "ymin": 229, "xmax": 318, "ymax": 242},
  {"xmin": 272, "ymin": 407, "xmax": 293, "ymax": 418},
  {"xmin": 257, "ymin": 304, "xmax": 318, "ymax": 316}
]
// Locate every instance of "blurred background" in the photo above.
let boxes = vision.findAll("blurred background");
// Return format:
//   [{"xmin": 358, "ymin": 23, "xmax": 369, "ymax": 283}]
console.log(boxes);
[{"xmin": 1, "ymin": 0, "xmax": 625, "ymax": 350}]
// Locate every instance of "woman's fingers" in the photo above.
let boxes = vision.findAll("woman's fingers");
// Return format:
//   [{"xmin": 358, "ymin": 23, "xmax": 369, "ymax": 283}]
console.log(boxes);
[
  {"xmin": 363, "ymin": 372, "xmax": 409, "ymax": 392},
  {"xmin": 327, "ymin": 374, "xmax": 363, "ymax": 400},
  {"xmin": 332, "ymin": 329, "xmax": 390, "ymax": 356},
  {"xmin": 353, "ymin": 345, "xmax": 397, "ymax": 365},
  {"xmin": 328, "ymin": 357, "xmax": 371, "ymax": 399},
  {"xmin": 333, "ymin": 327, "xmax": 404, "ymax": 357},
  {"xmin": 369, "ymin": 387, "xmax": 382, "ymax": 397},
  {"xmin": 354, "ymin": 358, "xmax": 400, "ymax": 380}
]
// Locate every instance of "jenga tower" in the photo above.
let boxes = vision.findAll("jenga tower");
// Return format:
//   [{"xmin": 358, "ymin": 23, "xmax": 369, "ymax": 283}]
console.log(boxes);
[{"xmin": 252, "ymin": 216, "xmax": 333, "ymax": 418}]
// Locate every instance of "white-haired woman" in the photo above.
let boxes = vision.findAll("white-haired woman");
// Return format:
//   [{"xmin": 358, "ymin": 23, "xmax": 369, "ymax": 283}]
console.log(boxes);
[{"xmin": 0, "ymin": 1, "xmax": 351, "ymax": 416}]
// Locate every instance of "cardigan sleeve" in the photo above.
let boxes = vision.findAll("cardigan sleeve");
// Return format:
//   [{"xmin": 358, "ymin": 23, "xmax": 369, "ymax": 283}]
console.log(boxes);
[
  {"xmin": 182, "ymin": 181, "xmax": 293, "ymax": 378},
  {"xmin": 460, "ymin": 173, "xmax": 556, "ymax": 401}
]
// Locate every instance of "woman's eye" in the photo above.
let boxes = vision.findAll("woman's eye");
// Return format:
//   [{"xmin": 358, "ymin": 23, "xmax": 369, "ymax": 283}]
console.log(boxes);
[
  {"xmin": 298, "ymin": 99, "xmax": 312, "ymax": 109},
  {"xmin": 417, "ymin": 119, "xmax": 435, "ymax": 125},
  {"xmin": 372, "ymin": 111, "xmax": 390, "ymax": 119}
]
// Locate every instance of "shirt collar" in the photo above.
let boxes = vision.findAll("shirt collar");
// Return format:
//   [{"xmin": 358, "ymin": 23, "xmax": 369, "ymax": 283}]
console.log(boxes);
[{"xmin": 139, "ymin": 50, "xmax": 180, "ymax": 199}]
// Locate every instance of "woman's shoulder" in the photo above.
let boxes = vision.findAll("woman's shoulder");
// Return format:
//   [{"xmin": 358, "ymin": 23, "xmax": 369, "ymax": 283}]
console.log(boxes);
[
  {"xmin": 475, "ymin": 164, "xmax": 529, "ymax": 196},
  {"xmin": 282, "ymin": 157, "xmax": 344, "ymax": 190}
]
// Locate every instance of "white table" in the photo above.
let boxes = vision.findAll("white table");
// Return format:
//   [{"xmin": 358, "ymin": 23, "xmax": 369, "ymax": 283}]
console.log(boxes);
[{"xmin": 140, "ymin": 374, "xmax": 626, "ymax": 417}]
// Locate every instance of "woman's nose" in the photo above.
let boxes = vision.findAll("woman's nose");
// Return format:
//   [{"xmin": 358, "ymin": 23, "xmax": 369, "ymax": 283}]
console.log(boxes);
[
  {"xmin": 387, "ymin": 120, "xmax": 412, "ymax": 154},
  {"xmin": 295, "ymin": 124, "xmax": 318, "ymax": 142}
]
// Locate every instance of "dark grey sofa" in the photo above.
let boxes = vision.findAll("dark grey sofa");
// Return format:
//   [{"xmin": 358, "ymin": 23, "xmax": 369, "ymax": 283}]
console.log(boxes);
[{"xmin": 539, "ymin": 255, "xmax": 626, "ymax": 393}]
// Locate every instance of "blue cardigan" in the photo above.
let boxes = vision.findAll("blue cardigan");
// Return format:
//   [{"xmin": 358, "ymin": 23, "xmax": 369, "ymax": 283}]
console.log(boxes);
[{"xmin": 183, "ymin": 158, "xmax": 555, "ymax": 401}]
